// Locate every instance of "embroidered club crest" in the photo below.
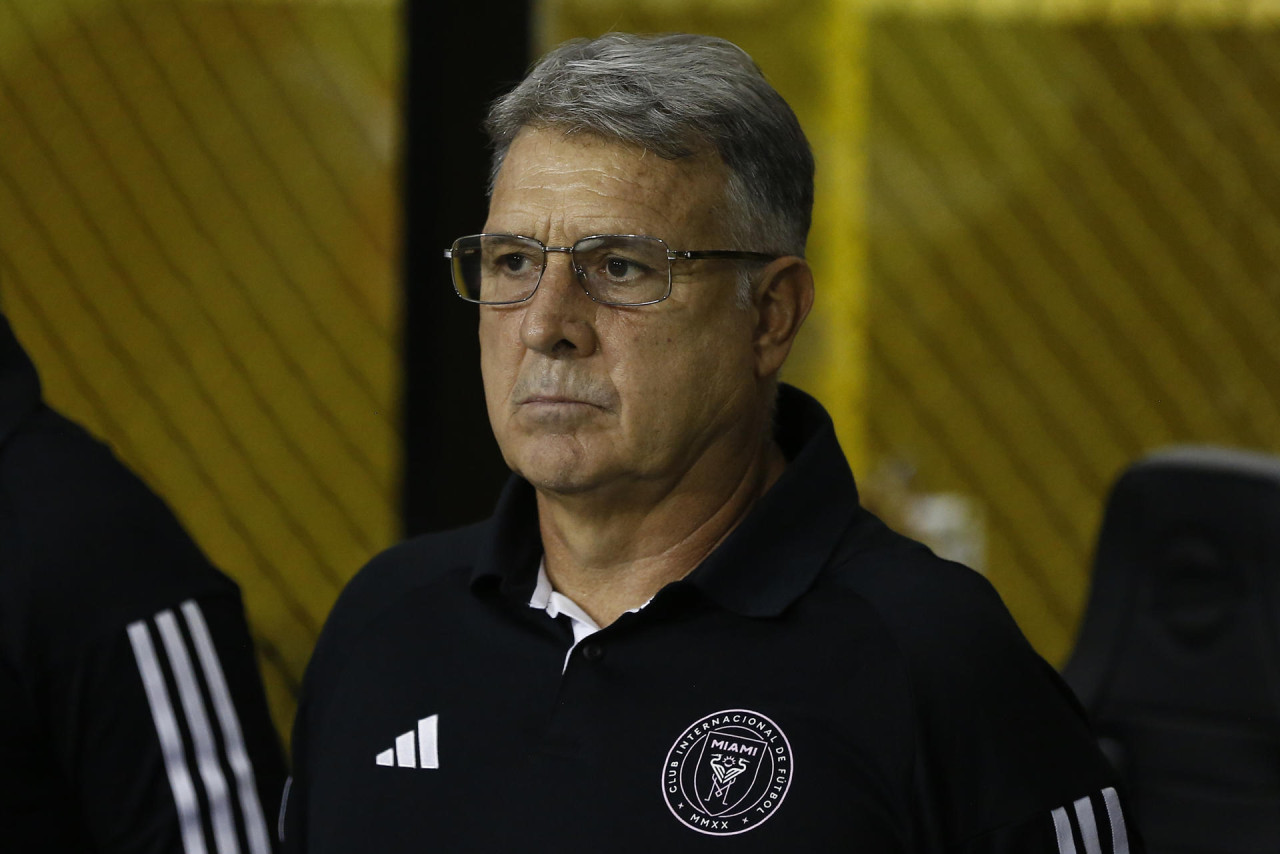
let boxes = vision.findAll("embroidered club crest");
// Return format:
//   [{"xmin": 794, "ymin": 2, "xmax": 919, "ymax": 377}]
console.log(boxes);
[{"xmin": 661, "ymin": 709, "xmax": 793, "ymax": 836}]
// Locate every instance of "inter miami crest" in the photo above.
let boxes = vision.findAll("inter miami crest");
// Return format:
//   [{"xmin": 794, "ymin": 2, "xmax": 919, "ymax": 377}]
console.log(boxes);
[{"xmin": 661, "ymin": 709, "xmax": 793, "ymax": 836}]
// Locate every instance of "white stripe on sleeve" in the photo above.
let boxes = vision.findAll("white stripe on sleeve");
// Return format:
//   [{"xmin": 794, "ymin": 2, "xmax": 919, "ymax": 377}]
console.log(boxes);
[
  {"xmin": 181, "ymin": 600, "xmax": 274, "ymax": 854},
  {"xmin": 1073, "ymin": 795, "xmax": 1103, "ymax": 854},
  {"xmin": 157, "ymin": 610, "xmax": 239, "ymax": 854},
  {"xmin": 277, "ymin": 776, "xmax": 292, "ymax": 844},
  {"xmin": 1102, "ymin": 787, "xmax": 1131, "ymax": 854},
  {"xmin": 1051, "ymin": 806, "xmax": 1078, "ymax": 854},
  {"xmin": 127, "ymin": 619, "xmax": 209, "ymax": 854}
]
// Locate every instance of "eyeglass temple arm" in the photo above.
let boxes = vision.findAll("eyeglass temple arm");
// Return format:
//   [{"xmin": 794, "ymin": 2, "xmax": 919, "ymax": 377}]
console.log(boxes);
[{"xmin": 671, "ymin": 250, "xmax": 780, "ymax": 262}]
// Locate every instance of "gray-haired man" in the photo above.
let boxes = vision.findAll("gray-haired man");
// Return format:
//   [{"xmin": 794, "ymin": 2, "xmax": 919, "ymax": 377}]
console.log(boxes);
[{"xmin": 284, "ymin": 33, "xmax": 1136, "ymax": 853}]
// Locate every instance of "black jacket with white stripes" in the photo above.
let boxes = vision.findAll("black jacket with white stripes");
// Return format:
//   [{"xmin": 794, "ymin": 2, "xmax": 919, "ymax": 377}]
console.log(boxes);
[
  {"xmin": 0, "ymin": 316, "xmax": 287, "ymax": 853},
  {"xmin": 285, "ymin": 384, "xmax": 1142, "ymax": 853}
]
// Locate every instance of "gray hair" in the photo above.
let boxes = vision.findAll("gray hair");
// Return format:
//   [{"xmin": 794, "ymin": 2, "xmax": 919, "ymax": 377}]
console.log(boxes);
[{"xmin": 484, "ymin": 33, "xmax": 815, "ymax": 298}]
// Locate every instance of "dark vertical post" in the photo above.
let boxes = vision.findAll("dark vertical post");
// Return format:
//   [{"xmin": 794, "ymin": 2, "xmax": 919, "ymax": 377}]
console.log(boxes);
[{"xmin": 400, "ymin": 1, "xmax": 530, "ymax": 535}]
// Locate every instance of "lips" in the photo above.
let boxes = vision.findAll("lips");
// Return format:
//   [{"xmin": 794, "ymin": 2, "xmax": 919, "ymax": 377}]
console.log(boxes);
[
  {"xmin": 520, "ymin": 395, "xmax": 598, "ymax": 406},
  {"xmin": 513, "ymin": 392, "xmax": 610, "ymax": 427},
  {"xmin": 517, "ymin": 393, "xmax": 607, "ymax": 410}
]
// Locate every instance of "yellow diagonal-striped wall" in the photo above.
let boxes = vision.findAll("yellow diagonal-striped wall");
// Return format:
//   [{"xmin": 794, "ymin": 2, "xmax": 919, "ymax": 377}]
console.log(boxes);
[{"xmin": 0, "ymin": 0, "xmax": 402, "ymax": 742}]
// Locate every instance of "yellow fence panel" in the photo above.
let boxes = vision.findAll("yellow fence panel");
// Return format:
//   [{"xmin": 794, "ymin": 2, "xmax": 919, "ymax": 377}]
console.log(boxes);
[{"xmin": 0, "ymin": 0, "xmax": 403, "ymax": 741}]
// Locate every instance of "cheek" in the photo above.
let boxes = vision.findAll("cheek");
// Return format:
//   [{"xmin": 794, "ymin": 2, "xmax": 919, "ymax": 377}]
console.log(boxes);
[
  {"xmin": 479, "ymin": 315, "xmax": 520, "ymax": 379},
  {"xmin": 608, "ymin": 322, "xmax": 739, "ymax": 422},
  {"xmin": 479, "ymin": 318, "xmax": 526, "ymax": 431},
  {"xmin": 602, "ymin": 322, "xmax": 673, "ymax": 391}
]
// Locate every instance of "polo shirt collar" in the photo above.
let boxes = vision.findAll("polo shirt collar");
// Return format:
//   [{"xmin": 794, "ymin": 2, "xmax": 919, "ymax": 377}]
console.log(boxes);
[
  {"xmin": 681, "ymin": 384, "xmax": 861, "ymax": 617},
  {"xmin": 471, "ymin": 384, "xmax": 862, "ymax": 618},
  {"xmin": 472, "ymin": 472, "xmax": 543, "ymax": 602}
]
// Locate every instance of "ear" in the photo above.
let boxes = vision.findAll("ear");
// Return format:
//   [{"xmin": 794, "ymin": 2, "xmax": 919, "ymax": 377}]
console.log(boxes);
[{"xmin": 750, "ymin": 256, "xmax": 814, "ymax": 380}]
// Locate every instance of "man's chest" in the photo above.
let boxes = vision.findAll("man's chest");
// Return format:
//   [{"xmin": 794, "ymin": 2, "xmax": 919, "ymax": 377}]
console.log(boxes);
[{"xmin": 306, "ymin": 599, "xmax": 917, "ymax": 852}]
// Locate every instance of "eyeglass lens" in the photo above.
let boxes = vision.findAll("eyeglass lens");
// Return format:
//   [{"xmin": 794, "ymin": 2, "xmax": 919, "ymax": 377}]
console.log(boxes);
[{"xmin": 450, "ymin": 235, "xmax": 671, "ymax": 306}]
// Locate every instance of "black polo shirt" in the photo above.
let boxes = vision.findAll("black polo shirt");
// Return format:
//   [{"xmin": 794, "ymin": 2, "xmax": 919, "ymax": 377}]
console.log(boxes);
[{"xmin": 285, "ymin": 385, "xmax": 1136, "ymax": 853}]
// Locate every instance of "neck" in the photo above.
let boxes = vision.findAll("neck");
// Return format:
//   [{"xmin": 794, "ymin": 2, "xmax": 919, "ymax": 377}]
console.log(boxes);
[{"xmin": 535, "ymin": 437, "xmax": 786, "ymax": 627}]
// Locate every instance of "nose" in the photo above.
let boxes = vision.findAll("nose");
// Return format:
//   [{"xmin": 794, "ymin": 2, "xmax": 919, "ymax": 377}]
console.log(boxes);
[{"xmin": 519, "ymin": 251, "xmax": 598, "ymax": 357}]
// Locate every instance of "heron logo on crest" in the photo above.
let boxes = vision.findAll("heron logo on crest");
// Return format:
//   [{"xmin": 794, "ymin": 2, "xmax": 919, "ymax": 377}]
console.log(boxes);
[{"xmin": 661, "ymin": 709, "xmax": 793, "ymax": 836}]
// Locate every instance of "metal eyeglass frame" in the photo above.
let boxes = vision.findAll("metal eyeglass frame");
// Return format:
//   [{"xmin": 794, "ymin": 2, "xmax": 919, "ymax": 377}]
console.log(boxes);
[{"xmin": 443, "ymin": 233, "xmax": 780, "ymax": 306}]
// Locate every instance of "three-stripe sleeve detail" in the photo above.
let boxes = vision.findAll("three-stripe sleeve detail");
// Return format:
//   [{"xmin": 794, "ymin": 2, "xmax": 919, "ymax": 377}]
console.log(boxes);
[
  {"xmin": 1052, "ymin": 787, "xmax": 1130, "ymax": 854},
  {"xmin": 182, "ymin": 601, "xmax": 273, "ymax": 854},
  {"xmin": 128, "ymin": 618, "xmax": 209, "ymax": 854},
  {"xmin": 127, "ymin": 600, "xmax": 271, "ymax": 854},
  {"xmin": 156, "ymin": 611, "xmax": 238, "ymax": 854}
]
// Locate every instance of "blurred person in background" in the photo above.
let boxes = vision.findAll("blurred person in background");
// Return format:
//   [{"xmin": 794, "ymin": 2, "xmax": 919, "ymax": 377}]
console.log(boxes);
[
  {"xmin": 284, "ymin": 33, "xmax": 1138, "ymax": 853},
  {"xmin": 0, "ymin": 313, "xmax": 287, "ymax": 853}
]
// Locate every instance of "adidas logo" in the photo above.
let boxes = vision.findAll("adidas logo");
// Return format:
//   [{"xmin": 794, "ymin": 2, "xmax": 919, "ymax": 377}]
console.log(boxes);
[{"xmin": 375, "ymin": 714, "xmax": 439, "ymax": 769}]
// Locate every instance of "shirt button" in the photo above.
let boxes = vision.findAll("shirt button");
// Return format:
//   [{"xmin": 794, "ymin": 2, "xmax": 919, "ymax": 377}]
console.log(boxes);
[{"xmin": 580, "ymin": 642, "xmax": 604, "ymax": 662}]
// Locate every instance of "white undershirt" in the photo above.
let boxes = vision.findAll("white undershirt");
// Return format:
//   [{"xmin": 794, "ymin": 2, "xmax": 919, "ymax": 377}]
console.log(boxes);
[{"xmin": 527, "ymin": 559, "xmax": 651, "ymax": 672}]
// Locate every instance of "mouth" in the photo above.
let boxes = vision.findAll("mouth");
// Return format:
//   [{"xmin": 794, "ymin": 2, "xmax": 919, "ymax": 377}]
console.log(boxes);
[
  {"xmin": 511, "ymin": 370, "xmax": 615, "ymax": 415},
  {"xmin": 512, "ymin": 385, "xmax": 616, "ymax": 427},
  {"xmin": 517, "ymin": 395, "xmax": 605, "ymax": 409}
]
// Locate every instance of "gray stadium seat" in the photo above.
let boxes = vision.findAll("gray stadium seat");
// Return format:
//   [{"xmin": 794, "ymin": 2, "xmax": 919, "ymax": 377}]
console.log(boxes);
[{"xmin": 1063, "ymin": 446, "xmax": 1280, "ymax": 854}]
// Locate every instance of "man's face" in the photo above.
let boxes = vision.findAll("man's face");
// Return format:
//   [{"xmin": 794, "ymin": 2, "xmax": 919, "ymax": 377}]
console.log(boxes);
[{"xmin": 479, "ymin": 127, "xmax": 767, "ymax": 500}]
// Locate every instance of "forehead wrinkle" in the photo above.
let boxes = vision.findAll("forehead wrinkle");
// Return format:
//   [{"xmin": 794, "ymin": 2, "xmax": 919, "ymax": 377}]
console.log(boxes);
[
  {"xmin": 488, "ymin": 128, "xmax": 728, "ymax": 244},
  {"xmin": 493, "ymin": 177, "xmax": 698, "ymax": 243}
]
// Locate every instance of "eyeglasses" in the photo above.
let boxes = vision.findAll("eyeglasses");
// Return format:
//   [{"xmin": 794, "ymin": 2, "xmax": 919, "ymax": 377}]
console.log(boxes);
[{"xmin": 444, "ymin": 233, "xmax": 779, "ymax": 306}]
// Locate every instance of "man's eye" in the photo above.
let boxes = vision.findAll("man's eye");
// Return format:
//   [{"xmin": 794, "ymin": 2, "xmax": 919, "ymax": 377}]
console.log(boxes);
[
  {"xmin": 602, "ymin": 256, "xmax": 648, "ymax": 281},
  {"xmin": 495, "ymin": 253, "xmax": 535, "ymax": 274}
]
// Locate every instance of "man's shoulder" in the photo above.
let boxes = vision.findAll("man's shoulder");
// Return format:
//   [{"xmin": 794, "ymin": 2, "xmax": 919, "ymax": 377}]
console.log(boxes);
[
  {"xmin": 319, "ymin": 521, "xmax": 489, "ymax": 645},
  {"xmin": 816, "ymin": 509, "xmax": 1117, "ymax": 836},
  {"xmin": 1, "ymin": 407, "xmax": 166, "ymax": 524},
  {"xmin": 824, "ymin": 510, "xmax": 1010, "ymax": 626},
  {"xmin": 817, "ymin": 509, "xmax": 1048, "ymax": 686},
  {"xmin": 0, "ymin": 406, "xmax": 236, "ymax": 632}
]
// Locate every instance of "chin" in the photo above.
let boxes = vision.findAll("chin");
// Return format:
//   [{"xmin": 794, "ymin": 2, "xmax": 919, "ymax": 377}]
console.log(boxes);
[
  {"xmin": 515, "ymin": 463, "xmax": 603, "ymax": 496},
  {"xmin": 504, "ymin": 438, "xmax": 606, "ymax": 495}
]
